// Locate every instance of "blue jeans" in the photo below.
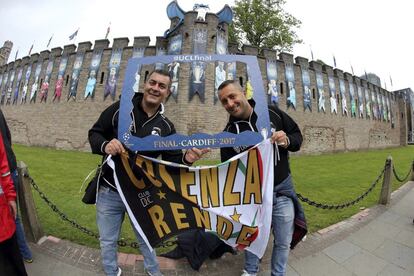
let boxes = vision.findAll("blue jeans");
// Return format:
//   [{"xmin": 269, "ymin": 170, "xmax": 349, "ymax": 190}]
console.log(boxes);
[
  {"xmin": 12, "ymin": 170, "xmax": 33, "ymax": 260},
  {"xmin": 96, "ymin": 186, "xmax": 160, "ymax": 276},
  {"xmin": 244, "ymin": 179, "xmax": 294, "ymax": 276}
]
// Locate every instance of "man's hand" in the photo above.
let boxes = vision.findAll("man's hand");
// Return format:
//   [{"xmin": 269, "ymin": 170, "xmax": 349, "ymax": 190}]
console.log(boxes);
[
  {"xmin": 104, "ymin": 138, "xmax": 125, "ymax": 156},
  {"xmin": 8, "ymin": 200, "xmax": 17, "ymax": 219},
  {"xmin": 270, "ymin": 131, "xmax": 289, "ymax": 148},
  {"xmin": 184, "ymin": 147, "xmax": 211, "ymax": 164}
]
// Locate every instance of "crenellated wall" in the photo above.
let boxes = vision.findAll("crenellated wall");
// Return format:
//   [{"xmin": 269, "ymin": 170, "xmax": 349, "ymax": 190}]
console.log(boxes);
[{"xmin": 0, "ymin": 8, "xmax": 409, "ymax": 154}]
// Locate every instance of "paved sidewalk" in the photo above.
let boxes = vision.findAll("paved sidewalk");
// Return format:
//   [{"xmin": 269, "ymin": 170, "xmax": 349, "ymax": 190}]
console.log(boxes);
[{"xmin": 25, "ymin": 181, "xmax": 414, "ymax": 276}]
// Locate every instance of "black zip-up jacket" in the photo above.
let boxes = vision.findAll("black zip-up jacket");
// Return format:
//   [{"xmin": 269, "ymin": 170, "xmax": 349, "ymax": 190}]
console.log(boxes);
[
  {"xmin": 220, "ymin": 100, "xmax": 302, "ymax": 186},
  {"xmin": 88, "ymin": 93, "xmax": 188, "ymax": 190}
]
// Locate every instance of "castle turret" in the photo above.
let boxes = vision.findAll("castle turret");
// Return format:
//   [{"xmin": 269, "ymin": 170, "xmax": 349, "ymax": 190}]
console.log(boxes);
[{"xmin": 0, "ymin": 40, "xmax": 13, "ymax": 66}]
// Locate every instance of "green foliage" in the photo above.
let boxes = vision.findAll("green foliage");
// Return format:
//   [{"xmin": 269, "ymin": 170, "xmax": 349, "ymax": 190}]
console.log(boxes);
[
  {"xmin": 13, "ymin": 144, "xmax": 414, "ymax": 250},
  {"xmin": 230, "ymin": 0, "xmax": 302, "ymax": 51}
]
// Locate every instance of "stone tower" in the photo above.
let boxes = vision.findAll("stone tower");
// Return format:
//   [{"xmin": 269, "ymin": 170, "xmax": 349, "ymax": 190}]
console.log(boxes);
[{"xmin": 0, "ymin": 40, "xmax": 13, "ymax": 66}]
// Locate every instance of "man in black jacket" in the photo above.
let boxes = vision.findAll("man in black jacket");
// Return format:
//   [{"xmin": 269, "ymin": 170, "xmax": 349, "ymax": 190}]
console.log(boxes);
[
  {"xmin": 218, "ymin": 80, "xmax": 307, "ymax": 276},
  {"xmin": 88, "ymin": 69, "xmax": 207, "ymax": 276}
]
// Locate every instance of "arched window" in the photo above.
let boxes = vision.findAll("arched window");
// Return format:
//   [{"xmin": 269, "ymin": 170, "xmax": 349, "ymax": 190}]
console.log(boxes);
[
  {"xmin": 239, "ymin": 77, "xmax": 243, "ymax": 87},
  {"xmin": 312, "ymin": 88, "xmax": 315, "ymax": 99},
  {"xmin": 280, "ymin": 83, "xmax": 283, "ymax": 95},
  {"xmin": 65, "ymin": 75, "xmax": 69, "ymax": 86}
]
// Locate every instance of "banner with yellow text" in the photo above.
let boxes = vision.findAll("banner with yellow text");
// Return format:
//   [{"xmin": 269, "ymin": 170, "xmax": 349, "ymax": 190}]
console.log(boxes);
[{"xmin": 107, "ymin": 140, "xmax": 274, "ymax": 258}]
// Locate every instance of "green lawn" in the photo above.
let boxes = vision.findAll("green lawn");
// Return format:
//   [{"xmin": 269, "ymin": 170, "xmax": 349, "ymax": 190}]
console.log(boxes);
[{"xmin": 13, "ymin": 144, "xmax": 413, "ymax": 253}]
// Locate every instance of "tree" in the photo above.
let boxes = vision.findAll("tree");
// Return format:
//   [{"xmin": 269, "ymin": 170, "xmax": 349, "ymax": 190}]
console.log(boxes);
[{"xmin": 229, "ymin": 0, "xmax": 302, "ymax": 52}]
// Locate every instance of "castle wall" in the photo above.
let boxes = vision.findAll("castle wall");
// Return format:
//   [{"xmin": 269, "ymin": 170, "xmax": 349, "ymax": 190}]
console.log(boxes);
[{"xmin": 0, "ymin": 10, "xmax": 407, "ymax": 155}]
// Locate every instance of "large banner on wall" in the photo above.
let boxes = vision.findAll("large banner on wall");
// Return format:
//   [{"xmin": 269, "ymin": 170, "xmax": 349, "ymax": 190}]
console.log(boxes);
[
  {"xmin": 349, "ymin": 81, "xmax": 357, "ymax": 117},
  {"xmin": 339, "ymin": 79, "xmax": 348, "ymax": 116},
  {"xmin": 214, "ymin": 32, "xmax": 228, "ymax": 104},
  {"xmin": 21, "ymin": 65, "xmax": 32, "ymax": 104},
  {"xmin": 39, "ymin": 59, "xmax": 54, "ymax": 103},
  {"xmin": 377, "ymin": 91, "xmax": 382, "ymax": 121},
  {"xmin": 357, "ymin": 85, "xmax": 364, "ymax": 118},
  {"xmin": 104, "ymin": 47, "xmax": 123, "ymax": 101},
  {"xmin": 5, "ymin": 70, "xmax": 15, "ymax": 105},
  {"xmin": 53, "ymin": 55, "xmax": 68, "ymax": 102},
  {"xmin": 371, "ymin": 89, "xmax": 377, "ymax": 120},
  {"xmin": 266, "ymin": 60, "xmax": 278, "ymax": 106},
  {"xmin": 167, "ymin": 34, "xmax": 183, "ymax": 102},
  {"xmin": 285, "ymin": 64, "xmax": 296, "ymax": 109},
  {"xmin": 365, "ymin": 88, "xmax": 371, "ymax": 119},
  {"xmin": 108, "ymin": 140, "xmax": 274, "ymax": 258},
  {"xmin": 68, "ymin": 53, "xmax": 85, "ymax": 101},
  {"xmin": 1, "ymin": 72, "xmax": 9, "ymax": 105},
  {"xmin": 316, "ymin": 73, "xmax": 325, "ymax": 112},
  {"xmin": 189, "ymin": 28, "xmax": 207, "ymax": 103},
  {"xmin": 382, "ymin": 94, "xmax": 387, "ymax": 121},
  {"xmin": 132, "ymin": 47, "xmax": 145, "ymax": 94},
  {"xmin": 84, "ymin": 49, "xmax": 103, "ymax": 100},
  {"xmin": 13, "ymin": 68, "xmax": 23, "ymax": 105},
  {"xmin": 155, "ymin": 47, "xmax": 167, "ymax": 70},
  {"xmin": 386, "ymin": 96, "xmax": 391, "ymax": 122},
  {"xmin": 29, "ymin": 61, "xmax": 42, "ymax": 103},
  {"xmin": 301, "ymin": 68, "xmax": 311, "ymax": 111},
  {"xmin": 328, "ymin": 76, "xmax": 337, "ymax": 114}
]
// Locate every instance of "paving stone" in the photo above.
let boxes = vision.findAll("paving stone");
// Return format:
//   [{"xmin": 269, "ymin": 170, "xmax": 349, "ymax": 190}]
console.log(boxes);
[
  {"xmin": 373, "ymin": 239, "xmax": 414, "ymax": 271},
  {"xmin": 342, "ymin": 250, "xmax": 388, "ymax": 276},
  {"xmin": 322, "ymin": 240, "xmax": 362, "ymax": 264},
  {"xmin": 377, "ymin": 263, "xmax": 414, "ymax": 276},
  {"xmin": 346, "ymin": 225, "xmax": 386, "ymax": 252},
  {"xmin": 289, "ymin": 253, "xmax": 353, "ymax": 276}
]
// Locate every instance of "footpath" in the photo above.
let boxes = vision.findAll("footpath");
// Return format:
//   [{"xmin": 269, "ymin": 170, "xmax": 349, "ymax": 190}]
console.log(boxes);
[{"xmin": 25, "ymin": 181, "xmax": 414, "ymax": 276}]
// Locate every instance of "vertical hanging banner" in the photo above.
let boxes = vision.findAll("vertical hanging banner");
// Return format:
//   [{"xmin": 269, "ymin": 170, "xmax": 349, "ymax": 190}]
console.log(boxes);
[
  {"xmin": 39, "ymin": 59, "xmax": 54, "ymax": 103},
  {"xmin": 386, "ymin": 96, "xmax": 391, "ymax": 122},
  {"xmin": 1, "ymin": 72, "xmax": 9, "ymax": 105},
  {"xmin": 53, "ymin": 55, "xmax": 68, "ymax": 102},
  {"xmin": 357, "ymin": 85, "xmax": 364, "ymax": 118},
  {"xmin": 30, "ymin": 62, "xmax": 42, "ymax": 103},
  {"xmin": 167, "ymin": 34, "xmax": 182, "ymax": 102},
  {"xmin": 214, "ymin": 32, "xmax": 227, "ymax": 104},
  {"xmin": 316, "ymin": 73, "xmax": 325, "ymax": 112},
  {"xmin": 365, "ymin": 88, "xmax": 371, "ymax": 119},
  {"xmin": 382, "ymin": 94, "xmax": 387, "ymax": 121},
  {"xmin": 266, "ymin": 60, "xmax": 278, "ymax": 106},
  {"xmin": 21, "ymin": 65, "xmax": 32, "ymax": 104},
  {"xmin": 339, "ymin": 79, "xmax": 348, "ymax": 116},
  {"xmin": 84, "ymin": 49, "xmax": 103, "ymax": 100},
  {"xmin": 328, "ymin": 77, "xmax": 337, "ymax": 114},
  {"xmin": 227, "ymin": 61, "xmax": 236, "ymax": 81},
  {"xmin": 132, "ymin": 47, "xmax": 145, "ymax": 93},
  {"xmin": 349, "ymin": 81, "xmax": 357, "ymax": 117},
  {"xmin": 67, "ymin": 53, "xmax": 85, "ymax": 101},
  {"xmin": 285, "ymin": 64, "xmax": 296, "ymax": 109},
  {"xmin": 5, "ymin": 70, "xmax": 15, "ymax": 105},
  {"xmin": 371, "ymin": 89, "xmax": 377, "ymax": 120},
  {"xmin": 155, "ymin": 47, "xmax": 167, "ymax": 70},
  {"xmin": 301, "ymin": 68, "xmax": 311, "ymax": 111},
  {"xmin": 104, "ymin": 47, "xmax": 123, "ymax": 101},
  {"xmin": 377, "ymin": 91, "xmax": 382, "ymax": 120},
  {"xmin": 189, "ymin": 28, "xmax": 207, "ymax": 103},
  {"xmin": 12, "ymin": 68, "xmax": 23, "ymax": 105}
]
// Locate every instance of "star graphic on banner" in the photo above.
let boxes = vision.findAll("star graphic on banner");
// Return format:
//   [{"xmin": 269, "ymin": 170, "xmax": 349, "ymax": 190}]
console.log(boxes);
[
  {"xmin": 230, "ymin": 207, "xmax": 241, "ymax": 222},
  {"xmin": 157, "ymin": 190, "xmax": 166, "ymax": 200}
]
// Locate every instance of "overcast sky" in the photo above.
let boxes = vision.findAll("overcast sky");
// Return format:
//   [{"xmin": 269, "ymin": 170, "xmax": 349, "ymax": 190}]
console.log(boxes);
[{"xmin": 0, "ymin": 0, "xmax": 411, "ymax": 91}]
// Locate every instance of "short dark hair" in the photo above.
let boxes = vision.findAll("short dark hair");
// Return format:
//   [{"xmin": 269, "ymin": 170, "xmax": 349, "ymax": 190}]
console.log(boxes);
[
  {"xmin": 217, "ymin": 79, "xmax": 237, "ymax": 91},
  {"xmin": 147, "ymin": 69, "xmax": 172, "ymax": 88}
]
